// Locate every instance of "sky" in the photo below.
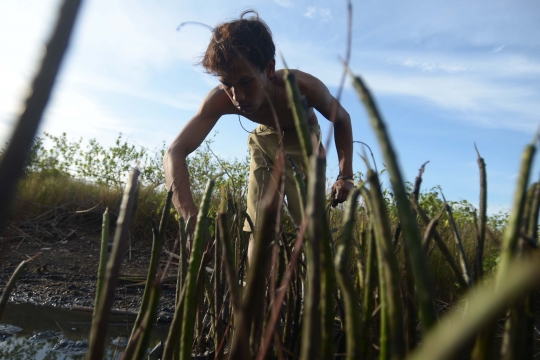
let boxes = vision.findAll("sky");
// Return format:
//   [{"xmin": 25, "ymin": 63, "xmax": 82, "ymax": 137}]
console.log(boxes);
[{"xmin": 1, "ymin": 0, "xmax": 539, "ymax": 215}]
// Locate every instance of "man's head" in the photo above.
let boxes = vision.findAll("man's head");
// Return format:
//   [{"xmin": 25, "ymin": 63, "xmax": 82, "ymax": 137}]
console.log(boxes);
[
  {"xmin": 202, "ymin": 10, "xmax": 276, "ymax": 114},
  {"xmin": 201, "ymin": 10, "xmax": 275, "ymax": 76}
]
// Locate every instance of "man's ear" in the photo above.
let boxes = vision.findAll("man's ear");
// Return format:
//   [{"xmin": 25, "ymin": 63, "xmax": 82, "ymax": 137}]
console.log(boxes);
[{"xmin": 266, "ymin": 59, "xmax": 276, "ymax": 78}]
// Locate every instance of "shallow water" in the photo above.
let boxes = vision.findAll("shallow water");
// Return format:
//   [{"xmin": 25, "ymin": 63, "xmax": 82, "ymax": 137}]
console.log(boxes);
[{"xmin": 0, "ymin": 303, "xmax": 167, "ymax": 359}]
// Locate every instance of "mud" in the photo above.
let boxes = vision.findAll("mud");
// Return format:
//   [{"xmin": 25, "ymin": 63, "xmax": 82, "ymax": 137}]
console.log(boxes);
[{"xmin": 0, "ymin": 230, "xmax": 179, "ymax": 319}]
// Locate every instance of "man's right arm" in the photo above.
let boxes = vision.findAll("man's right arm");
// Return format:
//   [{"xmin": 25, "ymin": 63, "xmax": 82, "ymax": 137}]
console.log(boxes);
[{"xmin": 163, "ymin": 87, "xmax": 230, "ymax": 219}]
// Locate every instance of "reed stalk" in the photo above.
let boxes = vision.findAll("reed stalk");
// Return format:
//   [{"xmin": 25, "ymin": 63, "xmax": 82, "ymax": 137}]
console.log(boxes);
[
  {"xmin": 161, "ymin": 285, "xmax": 186, "ymax": 360},
  {"xmin": 288, "ymin": 155, "xmax": 307, "ymax": 221},
  {"xmin": 258, "ymin": 219, "xmax": 308, "ymax": 360},
  {"xmin": 473, "ymin": 137, "xmax": 537, "ymax": 359},
  {"xmin": 500, "ymin": 182, "xmax": 539, "ymax": 360},
  {"xmin": 93, "ymin": 208, "xmax": 110, "ymax": 319},
  {"xmin": 360, "ymin": 224, "xmax": 376, "ymax": 359},
  {"xmin": 87, "ymin": 168, "xmax": 140, "ymax": 360},
  {"xmin": 334, "ymin": 186, "xmax": 362, "ymax": 360},
  {"xmin": 131, "ymin": 282, "xmax": 162, "ymax": 360},
  {"xmin": 350, "ymin": 70, "xmax": 437, "ymax": 330},
  {"xmin": 0, "ymin": 259, "xmax": 30, "ymax": 320},
  {"xmin": 526, "ymin": 182, "xmax": 539, "ymax": 244},
  {"xmin": 407, "ymin": 255, "xmax": 540, "ymax": 360},
  {"xmin": 231, "ymin": 152, "xmax": 284, "ymax": 360},
  {"xmin": 496, "ymin": 136, "xmax": 537, "ymax": 285},
  {"xmin": 128, "ymin": 189, "xmax": 173, "ymax": 343},
  {"xmin": 283, "ymin": 69, "xmax": 313, "ymax": 168},
  {"xmin": 176, "ymin": 217, "xmax": 188, "ymax": 306},
  {"xmin": 443, "ymin": 202, "xmax": 472, "ymax": 286},
  {"xmin": 218, "ymin": 190, "xmax": 241, "ymax": 314},
  {"xmin": 421, "ymin": 207, "xmax": 445, "ymax": 252},
  {"xmin": 299, "ymin": 155, "xmax": 326, "ymax": 360},
  {"xmin": 277, "ymin": 235, "xmax": 294, "ymax": 348},
  {"xmin": 320, "ymin": 194, "xmax": 336, "ymax": 360},
  {"xmin": 473, "ymin": 145, "xmax": 487, "ymax": 282},
  {"xmin": 402, "ymin": 240, "xmax": 417, "ymax": 351},
  {"xmin": 179, "ymin": 179, "xmax": 215, "ymax": 360},
  {"xmin": 412, "ymin": 200, "xmax": 469, "ymax": 289},
  {"xmin": 0, "ymin": 0, "xmax": 82, "ymax": 227},
  {"xmin": 366, "ymin": 169, "xmax": 405, "ymax": 360},
  {"xmin": 214, "ymin": 212, "xmax": 224, "ymax": 360}
]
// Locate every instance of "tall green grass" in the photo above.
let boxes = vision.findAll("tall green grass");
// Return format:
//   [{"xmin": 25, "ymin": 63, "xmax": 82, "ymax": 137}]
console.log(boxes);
[
  {"xmin": 84, "ymin": 72, "xmax": 538, "ymax": 359},
  {"xmin": 1, "ymin": 1, "xmax": 539, "ymax": 358}
]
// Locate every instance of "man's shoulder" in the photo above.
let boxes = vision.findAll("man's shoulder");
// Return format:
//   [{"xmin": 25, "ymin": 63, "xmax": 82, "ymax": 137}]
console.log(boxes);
[
  {"xmin": 277, "ymin": 69, "xmax": 323, "ymax": 90},
  {"xmin": 276, "ymin": 69, "xmax": 328, "ymax": 101},
  {"xmin": 200, "ymin": 86, "xmax": 236, "ymax": 116}
]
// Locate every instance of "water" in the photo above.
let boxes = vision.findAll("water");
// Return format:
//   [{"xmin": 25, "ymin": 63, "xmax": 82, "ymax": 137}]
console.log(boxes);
[{"xmin": 0, "ymin": 303, "xmax": 168, "ymax": 359}]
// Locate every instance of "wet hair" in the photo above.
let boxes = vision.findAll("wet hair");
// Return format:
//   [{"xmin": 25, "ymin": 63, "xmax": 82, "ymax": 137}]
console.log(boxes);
[{"xmin": 200, "ymin": 10, "xmax": 275, "ymax": 76}]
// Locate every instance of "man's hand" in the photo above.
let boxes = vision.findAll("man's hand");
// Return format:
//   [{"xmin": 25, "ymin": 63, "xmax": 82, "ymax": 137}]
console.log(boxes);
[{"xmin": 330, "ymin": 179, "xmax": 356, "ymax": 207}]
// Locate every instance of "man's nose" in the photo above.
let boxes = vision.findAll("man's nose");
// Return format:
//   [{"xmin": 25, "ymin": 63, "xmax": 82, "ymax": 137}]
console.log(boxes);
[{"xmin": 232, "ymin": 86, "xmax": 245, "ymax": 102}]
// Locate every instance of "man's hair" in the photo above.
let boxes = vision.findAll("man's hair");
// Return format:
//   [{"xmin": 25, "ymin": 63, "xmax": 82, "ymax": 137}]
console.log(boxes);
[{"xmin": 201, "ymin": 10, "xmax": 275, "ymax": 76}]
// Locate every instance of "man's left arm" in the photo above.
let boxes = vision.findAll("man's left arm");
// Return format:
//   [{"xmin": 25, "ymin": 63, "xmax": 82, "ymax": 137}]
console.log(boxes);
[
  {"xmin": 331, "ymin": 102, "xmax": 355, "ymax": 205},
  {"xmin": 296, "ymin": 71, "xmax": 355, "ymax": 205}
]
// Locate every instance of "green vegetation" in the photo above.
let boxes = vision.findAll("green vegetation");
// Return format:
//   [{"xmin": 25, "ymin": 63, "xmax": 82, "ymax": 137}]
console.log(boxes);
[
  {"xmin": 0, "ymin": 1, "xmax": 538, "ymax": 356},
  {"xmin": 3, "ymin": 72, "xmax": 539, "ymax": 359},
  {"xmin": 3, "ymin": 109, "xmax": 539, "ymax": 359}
]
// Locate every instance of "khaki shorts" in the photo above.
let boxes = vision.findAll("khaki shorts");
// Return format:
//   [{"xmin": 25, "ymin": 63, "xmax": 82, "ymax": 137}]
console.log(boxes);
[{"xmin": 243, "ymin": 124, "xmax": 322, "ymax": 232}]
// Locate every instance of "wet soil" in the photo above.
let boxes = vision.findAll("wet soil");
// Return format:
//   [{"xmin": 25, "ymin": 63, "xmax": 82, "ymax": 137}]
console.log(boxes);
[{"xmin": 0, "ymin": 230, "xmax": 178, "ymax": 322}]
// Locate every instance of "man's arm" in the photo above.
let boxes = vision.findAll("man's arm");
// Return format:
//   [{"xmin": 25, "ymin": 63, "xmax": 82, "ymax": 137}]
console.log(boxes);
[
  {"xmin": 163, "ymin": 87, "xmax": 230, "ymax": 219},
  {"xmin": 295, "ymin": 70, "xmax": 355, "ymax": 204}
]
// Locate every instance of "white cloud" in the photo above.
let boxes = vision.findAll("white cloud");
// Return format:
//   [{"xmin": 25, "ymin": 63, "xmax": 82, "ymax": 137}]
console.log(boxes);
[
  {"xmin": 273, "ymin": 0, "xmax": 294, "ymax": 8},
  {"xmin": 66, "ymin": 72, "xmax": 203, "ymax": 112},
  {"xmin": 363, "ymin": 71, "xmax": 540, "ymax": 132},
  {"xmin": 303, "ymin": 6, "xmax": 332, "ymax": 21},
  {"xmin": 493, "ymin": 45, "xmax": 505, "ymax": 53},
  {"xmin": 388, "ymin": 57, "xmax": 468, "ymax": 73},
  {"xmin": 305, "ymin": 7, "xmax": 316, "ymax": 18}
]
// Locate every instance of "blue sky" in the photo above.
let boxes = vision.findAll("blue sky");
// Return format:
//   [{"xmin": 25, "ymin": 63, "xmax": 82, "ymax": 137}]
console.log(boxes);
[{"xmin": 1, "ymin": 0, "xmax": 539, "ymax": 215}]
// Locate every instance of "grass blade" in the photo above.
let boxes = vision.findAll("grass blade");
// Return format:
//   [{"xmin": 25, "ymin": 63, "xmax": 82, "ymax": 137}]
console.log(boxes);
[
  {"xmin": 218, "ymin": 189, "xmax": 241, "ymax": 314},
  {"xmin": 349, "ymin": 70, "xmax": 437, "ymax": 330},
  {"xmin": 127, "ymin": 190, "xmax": 173, "ymax": 344},
  {"xmin": 366, "ymin": 169, "xmax": 405, "ymax": 359},
  {"xmin": 412, "ymin": 199, "xmax": 468, "ymax": 289},
  {"xmin": 496, "ymin": 135, "xmax": 537, "ymax": 284},
  {"xmin": 283, "ymin": 68, "xmax": 313, "ymax": 168},
  {"xmin": 87, "ymin": 168, "xmax": 140, "ymax": 360},
  {"xmin": 0, "ymin": 258, "xmax": 33, "ymax": 320},
  {"xmin": 179, "ymin": 179, "xmax": 215, "ymax": 360},
  {"xmin": 233, "ymin": 152, "xmax": 284, "ymax": 360},
  {"xmin": 176, "ymin": 217, "xmax": 188, "ymax": 306},
  {"xmin": 473, "ymin": 145, "xmax": 487, "ymax": 282},
  {"xmin": 162, "ymin": 285, "xmax": 186, "ymax": 360},
  {"xmin": 132, "ymin": 282, "xmax": 162, "ymax": 360},
  {"xmin": 93, "ymin": 208, "xmax": 110, "ymax": 319},
  {"xmin": 407, "ymin": 255, "xmax": 540, "ymax": 360},
  {"xmin": 334, "ymin": 186, "xmax": 362, "ymax": 360},
  {"xmin": 443, "ymin": 202, "xmax": 472, "ymax": 287},
  {"xmin": 299, "ymin": 155, "xmax": 326, "ymax": 360},
  {"xmin": 0, "ymin": 0, "xmax": 82, "ymax": 226},
  {"xmin": 360, "ymin": 224, "xmax": 376, "ymax": 359}
]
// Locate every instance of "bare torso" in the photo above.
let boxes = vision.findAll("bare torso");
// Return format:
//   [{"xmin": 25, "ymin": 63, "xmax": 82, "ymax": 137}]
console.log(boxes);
[{"xmin": 216, "ymin": 69, "xmax": 319, "ymax": 130}]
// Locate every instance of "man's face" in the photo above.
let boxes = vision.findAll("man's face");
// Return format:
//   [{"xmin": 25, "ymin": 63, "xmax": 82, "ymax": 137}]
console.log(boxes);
[{"xmin": 218, "ymin": 60, "xmax": 274, "ymax": 114}]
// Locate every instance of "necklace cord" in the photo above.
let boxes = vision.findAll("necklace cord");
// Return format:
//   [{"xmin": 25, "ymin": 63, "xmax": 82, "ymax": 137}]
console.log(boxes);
[{"xmin": 238, "ymin": 76, "xmax": 277, "ymax": 134}]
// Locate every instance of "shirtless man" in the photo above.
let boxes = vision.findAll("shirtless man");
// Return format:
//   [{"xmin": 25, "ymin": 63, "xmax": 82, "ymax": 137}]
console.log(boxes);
[{"xmin": 163, "ymin": 11, "xmax": 355, "ymax": 255}]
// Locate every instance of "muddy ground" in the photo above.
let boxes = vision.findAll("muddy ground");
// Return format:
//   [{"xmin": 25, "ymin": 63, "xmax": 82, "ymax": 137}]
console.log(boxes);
[{"xmin": 0, "ymin": 228, "xmax": 179, "ymax": 322}]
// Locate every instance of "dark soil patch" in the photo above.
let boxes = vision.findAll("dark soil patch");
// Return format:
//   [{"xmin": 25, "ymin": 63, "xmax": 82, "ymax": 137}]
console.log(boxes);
[{"xmin": 0, "ymin": 229, "xmax": 178, "ymax": 322}]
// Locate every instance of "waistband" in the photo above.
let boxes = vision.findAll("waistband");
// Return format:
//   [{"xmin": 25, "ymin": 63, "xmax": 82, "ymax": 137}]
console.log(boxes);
[{"xmin": 254, "ymin": 123, "xmax": 320, "ymax": 134}]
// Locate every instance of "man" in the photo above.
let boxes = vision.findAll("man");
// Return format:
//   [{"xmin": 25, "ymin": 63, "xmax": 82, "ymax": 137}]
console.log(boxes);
[{"xmin": 163, "ymin": 11, "xmax": 354, "ymax": 256}]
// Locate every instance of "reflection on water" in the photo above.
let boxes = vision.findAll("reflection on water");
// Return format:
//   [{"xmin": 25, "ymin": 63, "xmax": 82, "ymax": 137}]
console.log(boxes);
[{"xmin": 0, "ymin": 303, "xmax": 167, "ymax": 359}]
